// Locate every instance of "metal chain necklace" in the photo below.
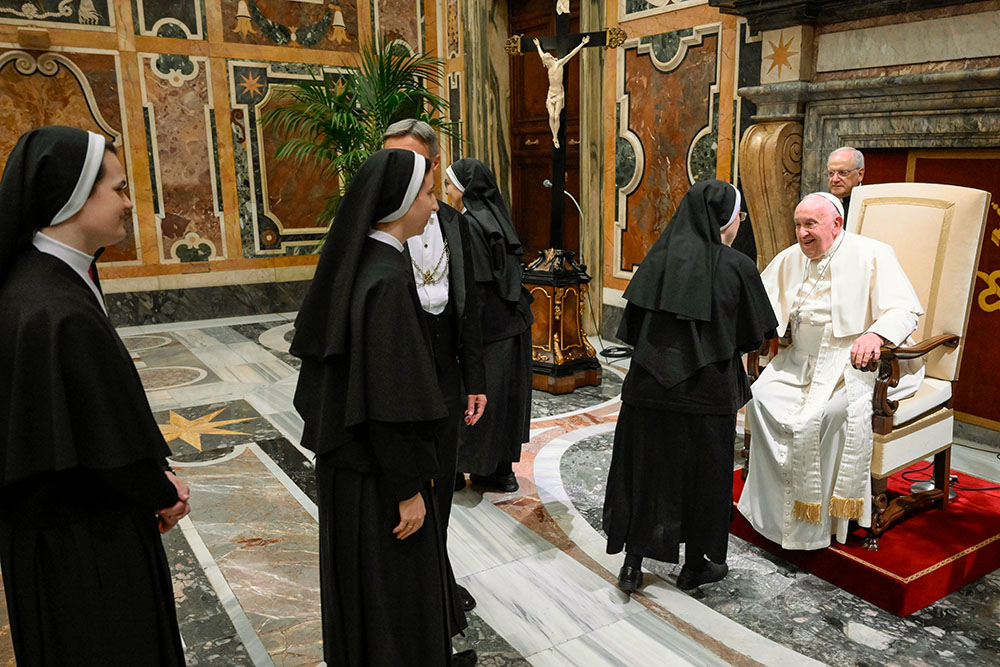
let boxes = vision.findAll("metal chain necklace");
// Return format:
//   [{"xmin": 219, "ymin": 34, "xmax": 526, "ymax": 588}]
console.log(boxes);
[
  {"xmin": 790, "ymin": 234, "xmax": 843, "ymax": 330},
  {"xmin": 412, "ymin": 238, "xmax": 450, "ymax": 286}
]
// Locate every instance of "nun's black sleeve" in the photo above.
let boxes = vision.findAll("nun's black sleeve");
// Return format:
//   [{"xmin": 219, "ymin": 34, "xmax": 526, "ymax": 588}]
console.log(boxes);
[
  {"xmin": 0, "ymin": 253, "xmax": 174, "ymax": 490},
  {"xmin": 456, "ymin": 213, "xmax": 486, "ymax": 395}
]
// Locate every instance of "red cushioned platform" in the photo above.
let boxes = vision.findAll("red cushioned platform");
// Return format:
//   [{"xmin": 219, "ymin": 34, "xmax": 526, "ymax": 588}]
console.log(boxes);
[{"xmin": 730, "ymin": 464, "xmax": 1000, "ymax": 616}]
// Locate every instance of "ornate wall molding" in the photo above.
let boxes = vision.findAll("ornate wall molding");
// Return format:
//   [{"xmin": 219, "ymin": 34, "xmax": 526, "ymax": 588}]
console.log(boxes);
[
  {"xmin": 613, "ymin": 24, "xmax": 721, "ymax": 279},
  {"xmin": 619, "ymin": 0, "xmax": 707, "ymax": 23},
  {"xmin": 132, "ymin": 0, "xmax": 205, "ymax": 40}
]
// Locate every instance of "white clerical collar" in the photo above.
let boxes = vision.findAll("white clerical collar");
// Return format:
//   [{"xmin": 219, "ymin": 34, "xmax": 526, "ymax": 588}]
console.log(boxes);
[
  {"xmin": 367, "ymin": 228, "xmax": 404, "ymax": 252},
  {"xmin": 32, "ymin": 231, "xmax": 108, "ymax": 315}
]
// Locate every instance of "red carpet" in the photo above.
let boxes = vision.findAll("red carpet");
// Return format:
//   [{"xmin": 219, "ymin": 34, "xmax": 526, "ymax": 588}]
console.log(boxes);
[{"xmin": 730, "ymin": 465, "xmax": 1000, "ymax": 616}]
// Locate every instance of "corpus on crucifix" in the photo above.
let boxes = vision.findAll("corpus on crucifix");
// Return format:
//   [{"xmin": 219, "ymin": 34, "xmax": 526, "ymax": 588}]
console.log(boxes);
[{"xmin": 534, "ymin": 35, "xmax": 590, "ymax": 149}]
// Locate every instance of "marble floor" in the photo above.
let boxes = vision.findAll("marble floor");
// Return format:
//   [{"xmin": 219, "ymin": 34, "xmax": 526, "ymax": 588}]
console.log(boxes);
[{"xmin": 1, "ymin": 312, "xmax": 999, "ymax": 666}]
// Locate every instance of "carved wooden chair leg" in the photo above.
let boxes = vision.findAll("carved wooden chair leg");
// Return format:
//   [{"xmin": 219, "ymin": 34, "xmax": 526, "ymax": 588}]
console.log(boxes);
[{"xmin": 865, "ymin": 477, "xmax": 890, "ymax": 551}]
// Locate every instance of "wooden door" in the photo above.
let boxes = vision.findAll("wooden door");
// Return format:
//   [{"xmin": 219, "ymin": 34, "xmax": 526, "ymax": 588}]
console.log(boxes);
[
  {"xmin": 866, "ymin": 149, "xmax": 1000, "ymax": 430},
  {"xmin": 508, "ymin": 1, "xmax": 581, "ymax": 260}
]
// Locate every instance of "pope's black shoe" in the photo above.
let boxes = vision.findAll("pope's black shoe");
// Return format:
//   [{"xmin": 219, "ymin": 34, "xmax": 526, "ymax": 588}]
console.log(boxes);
[
  {"xmin": 617, "ymin": 564, "xmax": 642, "ymax": 593},
  {"xmin": 676, "ymin": 560, "xmax": 728, "ymax": 590}
]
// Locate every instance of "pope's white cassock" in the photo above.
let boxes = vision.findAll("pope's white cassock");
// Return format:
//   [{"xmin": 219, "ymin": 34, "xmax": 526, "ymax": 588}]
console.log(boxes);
[{"xmin": 738, "ymin": 230, "xmax": 925, "ymax": 550}]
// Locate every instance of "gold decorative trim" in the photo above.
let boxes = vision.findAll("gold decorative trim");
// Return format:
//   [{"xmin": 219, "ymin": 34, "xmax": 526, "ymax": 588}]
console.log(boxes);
[{"xmin": 505, "ymin": 34, "xmax": 523, "ymax": 55}]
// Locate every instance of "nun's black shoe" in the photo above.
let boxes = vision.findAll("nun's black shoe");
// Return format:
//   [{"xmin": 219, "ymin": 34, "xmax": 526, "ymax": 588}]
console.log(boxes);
[
  {"xmin": 617, "ymin": 565, "xmax": 642, "ymax": 592},
  {"xmin": 676, "ymin": 561, "xmax": 728, "ymax": 590},
  {"xmin": 454, "ymin": 473, "xmax": 467, "ymax": 491},
  {"xmin": 453, "ymin": 649, "xmax": 478, "ymax": 666},
  {"xmin": 456, "ymin": 584, "xmax": 477, "ymax": 612},
  {"xmin": 469, "ymin": 472, "xmax": 518, "ymax": 493}
]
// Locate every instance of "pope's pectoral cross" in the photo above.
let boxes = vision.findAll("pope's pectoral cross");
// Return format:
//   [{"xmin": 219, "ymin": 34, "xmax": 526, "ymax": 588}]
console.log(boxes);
[{"xmin": 506, "ymin": 8, "xmax": 626, "ymax": 250}]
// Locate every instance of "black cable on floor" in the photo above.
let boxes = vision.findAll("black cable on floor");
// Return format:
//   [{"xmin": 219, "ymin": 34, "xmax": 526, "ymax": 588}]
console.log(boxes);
[{"xmin": 585, "ymin": 285, "xmax": 632, "ymax": 360}]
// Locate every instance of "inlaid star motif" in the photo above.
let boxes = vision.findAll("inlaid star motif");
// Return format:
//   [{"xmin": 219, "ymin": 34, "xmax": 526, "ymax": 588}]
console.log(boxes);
[
  {"xmin": 764, "ymin": 33, "xmax": 798, "ymax": 77},
  {"xmin": 238, "ymin": 72, "xmax": 265, "ymax": 100},
  {"xmin": 159, "ymin": 409, "xmax": 253, "ymax": 451}
]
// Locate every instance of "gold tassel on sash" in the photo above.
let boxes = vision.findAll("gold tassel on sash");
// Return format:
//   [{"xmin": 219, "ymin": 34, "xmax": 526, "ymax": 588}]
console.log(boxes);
[
  {"xmin": 793, "ymin": 500, "xmax": 822, "ymax": 525},
  {"xmin": 829, "ymin": 495, "xmax": 865, "ymax": 520}
]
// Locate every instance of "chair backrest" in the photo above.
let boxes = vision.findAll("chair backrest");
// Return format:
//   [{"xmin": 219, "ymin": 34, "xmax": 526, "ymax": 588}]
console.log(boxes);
[{"xmin": 845, "ymin": 183, "xmax": 990, "ymax": 381}]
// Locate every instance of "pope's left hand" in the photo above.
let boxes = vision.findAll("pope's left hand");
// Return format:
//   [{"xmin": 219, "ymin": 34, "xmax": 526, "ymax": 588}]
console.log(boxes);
[
  {"xmin": 851, "ymin": 332, "xmax": 884, "ymax": 369},
  {"xmin": 465, "ymin": 394, "xmax": 487, "ymax": 426}
]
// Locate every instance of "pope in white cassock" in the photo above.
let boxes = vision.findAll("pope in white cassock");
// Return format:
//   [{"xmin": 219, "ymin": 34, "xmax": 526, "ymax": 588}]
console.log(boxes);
[{"xmin": 738, "ymin": 192, "xmax": 925, "ymax": 550}]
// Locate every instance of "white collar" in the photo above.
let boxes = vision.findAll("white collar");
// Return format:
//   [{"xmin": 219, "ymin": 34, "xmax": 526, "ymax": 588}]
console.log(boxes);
[
  {"xmin": 367, "ymin": 228, "xmax": 404, "ymax": 252},
  {"xmin": 32, "ymin": 231, "xmax": 108, "ymax": 315}
]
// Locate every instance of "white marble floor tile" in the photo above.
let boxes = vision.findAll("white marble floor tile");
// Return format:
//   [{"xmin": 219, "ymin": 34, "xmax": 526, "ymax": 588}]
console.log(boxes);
[
  {"xmin": 171, "ymin": 328, "xmax": 228, "ymax": 350},
  {"xmin": 137, "ymin": 314, "xmax": 287, "ymax": 334},
  {"xmin": 230, "ymin": 342, "xmax": 288, "ymax": 364},
  {"xmin": 245, "ymin": 383, "xmax": 297, "ymax": 416},
  {"xmin": 258, "ymin": 322, "xmax": 294, "ymax": 353},
  {"xmin": 190, "ymin": 344, "xmax": 248, "ymax": 370},
  {"xmin": 166, "ymin": 381, "xmax": 255, "ymax": 408},
  {"xmin": 448, "ymin": 490, "xmax": 556, "ymax": 579},
  {"xmin": 264, "ymin": 411, "xmax": 306, "ymax": 450},
  {"xmin": 459, "ymin": 548, "xmax": 643, "ymax": 656},
  {"xmin": 528, "ymin": 609, "xmax": 728, "ymax": 666}
]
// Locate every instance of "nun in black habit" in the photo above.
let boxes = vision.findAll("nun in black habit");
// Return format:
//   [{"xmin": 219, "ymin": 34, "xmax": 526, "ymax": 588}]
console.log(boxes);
[
  {"xmin": 602, "ymin": 180, "xmax": 777, "ymax": 592},
  {"xmin": 445, "ymin": 158, "xmax": 532, "ymax": 493},
  {"xmin": 0, "ymin": 126, "xmax": 188, "ymax": 665},
  {"xmin": 291, "ymin": 149, "xmax": 472, "ymax": 666}
]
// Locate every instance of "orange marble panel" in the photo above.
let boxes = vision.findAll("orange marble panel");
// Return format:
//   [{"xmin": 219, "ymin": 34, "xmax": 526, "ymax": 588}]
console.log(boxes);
[
  {"xmin": 378, "ymin": 0, "xmax": 419, "ymax": 49},
  {"xmin": 140, "ymin": 53, "xmax": 225, "ymax": 262},
  {"xmin": 619, "ymin": 33, "xmax": 718, "ymax": 272},
  {"xmin": 0, "ymin": 49, "xmax": 137, "ymax": 262}
]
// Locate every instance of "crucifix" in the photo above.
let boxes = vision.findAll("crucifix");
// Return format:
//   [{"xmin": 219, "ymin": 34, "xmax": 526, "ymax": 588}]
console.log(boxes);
[{"xmin": 506, "ymin": 6, "xmax": 626, "ymax": 250}]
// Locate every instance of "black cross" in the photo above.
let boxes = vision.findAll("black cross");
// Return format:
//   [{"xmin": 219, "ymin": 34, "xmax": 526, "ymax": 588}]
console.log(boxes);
[{"xmin": 508, "ymin": 16, "xmax": 625, "ymax": 250}]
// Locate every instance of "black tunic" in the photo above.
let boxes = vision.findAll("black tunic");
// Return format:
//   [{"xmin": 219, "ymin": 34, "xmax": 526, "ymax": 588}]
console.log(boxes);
[
  {"xmin": 603, "ymin": 246, "xmax": 776, "ymax": 564},
  {"xmin": 295, "ymin": 239, "xmax": 456, "ymax": 665},
  {"xmin": 0, "ymin": 250, "xmax": 183, "ymax": 666}
]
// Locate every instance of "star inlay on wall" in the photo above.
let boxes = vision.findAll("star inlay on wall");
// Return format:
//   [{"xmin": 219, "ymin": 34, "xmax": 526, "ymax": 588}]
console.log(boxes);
[
  {"xmin": 765, "ymin": 32, "xmax": 799, "ymax": 77},
  {"xmin": 238, "ymin": 72, "xmax": 265, "ymax": 100}
]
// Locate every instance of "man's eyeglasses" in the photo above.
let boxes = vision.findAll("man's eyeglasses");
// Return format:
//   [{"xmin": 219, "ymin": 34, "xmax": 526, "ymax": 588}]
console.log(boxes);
[{"xmin": 827, "ymin": 168, "xmax": 859, "ymax": 179}]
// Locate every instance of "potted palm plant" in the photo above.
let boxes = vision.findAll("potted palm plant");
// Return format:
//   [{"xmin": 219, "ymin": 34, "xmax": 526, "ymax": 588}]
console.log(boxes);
[{"xmin": 263, "ymin": 32, "xmax": 457, "ymax": 228}]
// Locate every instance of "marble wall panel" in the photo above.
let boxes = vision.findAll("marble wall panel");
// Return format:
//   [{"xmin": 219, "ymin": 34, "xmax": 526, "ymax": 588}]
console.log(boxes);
[
  {"xmin": 222, "ymin": 0, "xmax": 358, "ymax": 51},
  {"xmin": 733, "ymin": 19, "xmax": 761, "ymax": 184},
  {"xmin": 228, "ymin": 60, "xmax": 346, "ymax": 257},
  {"xmin": 0, "ymin": 49, "xmax": 139, "ymax": 263},
  {"xmin": 614, "ymin": 26, "xmax": 721, "ymax": 276},
  {"xmin": 377, "ymin": 0, "xmax": 421, "ymax": 51},
  {"xmin": 0, "ymin": 0, "xmax": 113, "ymax": 30},
  {"xmin": 620, "ymin": 0, "xmax": 707, "ymax": 22},
  {"xmin": 140, "ymin": 53, "xmax": 226, "ymax": 262},
  {"xmin": 131, "ymin": 0, "xmax": 205, "ymax": 39},
  {"xmin": 446, "ymin": 0, "xmax": 460, "ymax": 58}
]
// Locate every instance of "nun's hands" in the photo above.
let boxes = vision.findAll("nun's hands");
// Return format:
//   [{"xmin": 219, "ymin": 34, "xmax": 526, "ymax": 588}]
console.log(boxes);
[
  {"xmin": 394, "ymin": 493, "xmax": 426, "ymax": 540},
  {"xmin": 157, "ymin": 471, "xmax": 191, "ymax": 533},
  {"xmin": 465, "ymin": 394, "xmax": 487, "ymax": 426}
]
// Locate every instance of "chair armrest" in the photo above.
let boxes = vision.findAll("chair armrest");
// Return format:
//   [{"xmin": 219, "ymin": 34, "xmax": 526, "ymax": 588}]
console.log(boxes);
[{"xmin": 865, "ymin": 333, "xmax": 959, "ymax": 435}]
